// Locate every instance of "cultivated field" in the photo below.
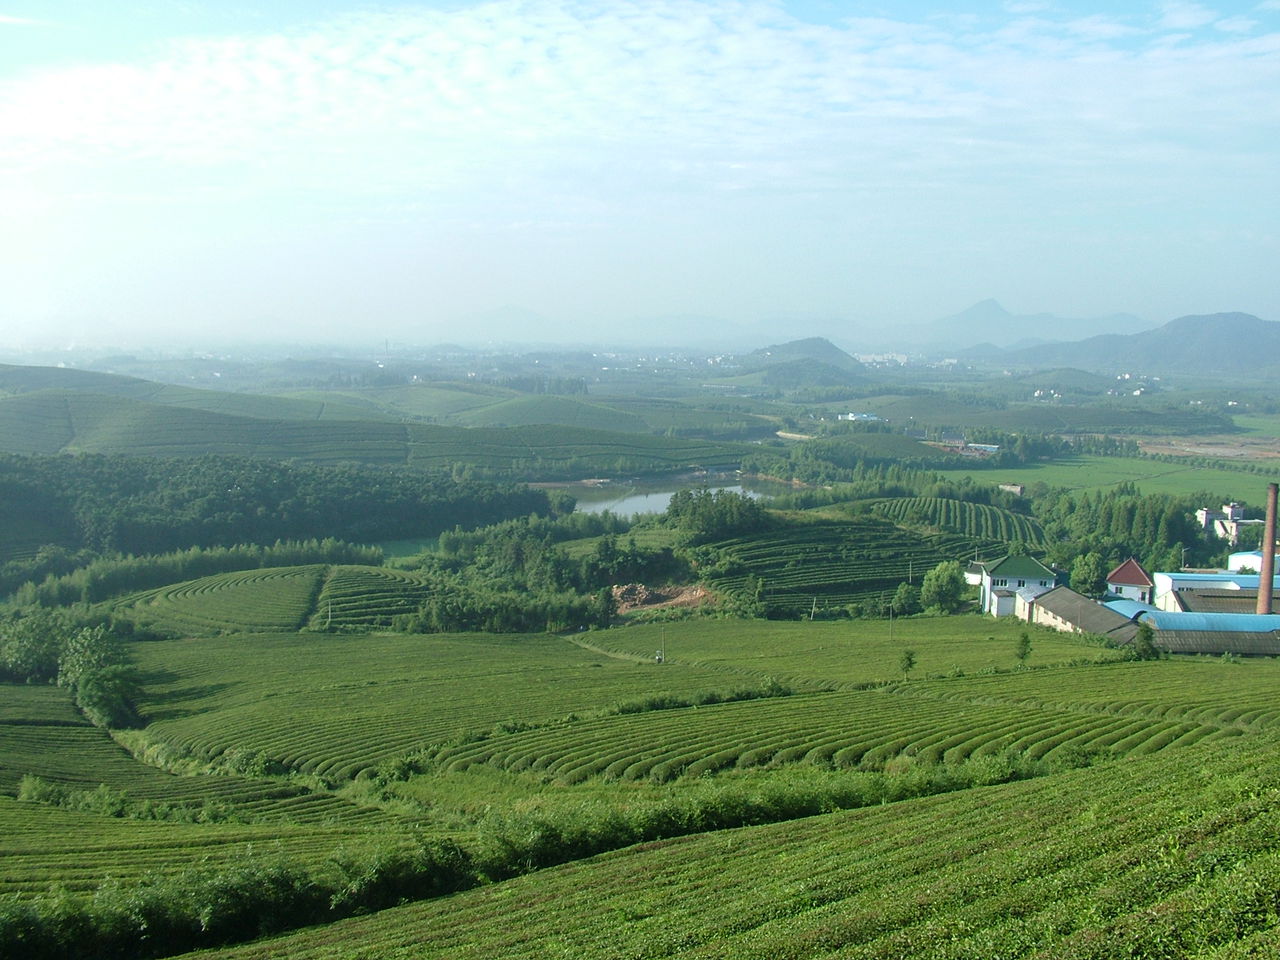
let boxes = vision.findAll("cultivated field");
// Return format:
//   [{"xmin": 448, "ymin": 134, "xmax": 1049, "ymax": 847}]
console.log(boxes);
[
  {"xmin": 937, "ymin": 453, "xmax": 1275, "ymax": 499},
  {"xmin": 174, "ymin": 734, "xmax": 1280, "ymax": 960},
  {"xmin": 7, "ymin": 594, "xmax": 1280, "ymax": 958}
]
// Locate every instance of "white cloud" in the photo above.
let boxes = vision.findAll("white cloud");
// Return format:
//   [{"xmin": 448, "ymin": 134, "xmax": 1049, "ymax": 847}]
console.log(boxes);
[
  {"xmin": 1, "ymin": 0, "xmax": 1277, "ymax": 335},
  {"xmin": 1215, "ymin": 15, "xmax": 1258, "ymax": 31},
  {"xmin": 1157, "ymin": 1, "xmax": 1218, "ymax": 30},
  {"xmin": 0, "ymin": 13, "xmax": 46, "ymax": 25}
]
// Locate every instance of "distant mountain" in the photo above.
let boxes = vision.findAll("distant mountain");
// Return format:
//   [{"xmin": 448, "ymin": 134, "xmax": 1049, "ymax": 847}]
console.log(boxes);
[
  {"xmin": 920, "ymin": 299, "xmax": 1150, "ymax": 351},
  {"xmin": 747, "ymin": 337, "xmax": 865, "ymax": 373},
  {"xmin": 1002, "ymin": 312, "xmax": 1280, "ymax": 377}
]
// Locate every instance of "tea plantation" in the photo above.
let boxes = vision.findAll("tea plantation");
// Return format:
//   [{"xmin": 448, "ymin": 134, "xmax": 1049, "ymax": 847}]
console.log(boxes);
[{"xmin": 5, "ymin": 601, "xmax": 1280, "ymax": 957}]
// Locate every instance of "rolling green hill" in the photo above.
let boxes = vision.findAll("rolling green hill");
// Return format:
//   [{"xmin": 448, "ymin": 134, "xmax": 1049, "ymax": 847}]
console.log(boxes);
[
  {"xmin": 7, "ymin": 608, "xmax": 1280, "ymax": 958},
  {"xmin": 452, "ymin": 395, "xmax": 650, "ymax": 432},
  {"xmin": 0, "ymin": 363, "xmax": 392, "ymax": 422},
  {"xmin": 0, "ymin": 390, "xmax": 741, "ymax": 475}
]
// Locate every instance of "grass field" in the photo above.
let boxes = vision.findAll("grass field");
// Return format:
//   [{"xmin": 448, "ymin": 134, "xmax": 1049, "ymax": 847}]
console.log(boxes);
[
  {"xmin": 937, "ymin": 453, "xmax": 1274, "ymax": 498},
  {"xmin": 1233, "ymin": 413, "xmax": 1280, "ymax": 437},
  {"xmin": 584, "ymin": 617, "xmax": 1116, "ymax": 684}
]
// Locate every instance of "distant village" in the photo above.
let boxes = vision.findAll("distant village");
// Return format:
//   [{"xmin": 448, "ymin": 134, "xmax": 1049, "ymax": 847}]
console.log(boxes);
[{"xmin": 971, "ymin": 492, "xmax": 1280, "ymax": 657}]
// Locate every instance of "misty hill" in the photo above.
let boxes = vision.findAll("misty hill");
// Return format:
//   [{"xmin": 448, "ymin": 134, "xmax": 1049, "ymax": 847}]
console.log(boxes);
[
  {"xmin": 761, "ymin": 359, "xmax": 866, "ymax": 389},
  {"xmin": 0, "ymin": 362, "xmax": 397, "ymax": 423},
  {"xmin": 1002, "ymin": 312, "xmax": 1280, "ymax": 377},
  {"xmin": 923, "ymin": 299, "xmax": 1150, "ymax": 351},
  {"xmin": 0, "ymin": 389, "xmax": 739, "ymax": 476},
  {"xmin": 747, "ymin": 337, "xmax": 865, "ymax": 373}
]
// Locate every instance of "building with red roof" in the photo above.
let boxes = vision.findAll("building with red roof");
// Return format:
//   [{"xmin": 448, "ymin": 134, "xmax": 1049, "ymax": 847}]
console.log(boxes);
[{"xmin": 1106, "ymin": 557, "xmax": 1154, "ymax": 604}]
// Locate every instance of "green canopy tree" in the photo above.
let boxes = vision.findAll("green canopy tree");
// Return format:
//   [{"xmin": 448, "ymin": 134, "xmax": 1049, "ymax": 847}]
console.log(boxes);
[{"xmin": 920, "ymin": 560, "xmax": 965, "ymax": 613}]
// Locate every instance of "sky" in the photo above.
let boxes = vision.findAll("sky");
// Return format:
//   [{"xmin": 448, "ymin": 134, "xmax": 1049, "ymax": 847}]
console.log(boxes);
[{"xmin": 0, "ymin": 0, "xmax": 1277, "ymax": 350}]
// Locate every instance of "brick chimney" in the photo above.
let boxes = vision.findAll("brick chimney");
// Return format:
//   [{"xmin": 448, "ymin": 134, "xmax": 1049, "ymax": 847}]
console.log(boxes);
[{"xmin": 1257, "ymin": 483, "xmax": 1277, "ymax": 615}]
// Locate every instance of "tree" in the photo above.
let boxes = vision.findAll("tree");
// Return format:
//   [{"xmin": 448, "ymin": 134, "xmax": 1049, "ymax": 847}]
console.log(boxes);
[
  {"xmin": 920, "ymin": 560, "xmax": 965, "ymax": 613},
  {"xmin": 891, "ymin": 582, "xmax": 921, "ymax": 616},
  {"xmin": 898, "ymin": 649, "xmax": 917, "ymax": 678},
  {"xmin": 1131, "ymin": 621, "xmax": 1160, "ymax": 661},
  {"xmin": 1015, "ymin": 631, "xmax": 1032, "ymax": 665},
  {"xmin": 1070, "ymin": 552, "xmax": 1106, "ymax": 597}
]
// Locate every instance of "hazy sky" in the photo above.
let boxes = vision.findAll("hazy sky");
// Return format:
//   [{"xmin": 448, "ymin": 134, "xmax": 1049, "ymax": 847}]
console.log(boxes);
[{"xmin": 1, "ymin": 1, "xmax": 1276, "ymax": 349}]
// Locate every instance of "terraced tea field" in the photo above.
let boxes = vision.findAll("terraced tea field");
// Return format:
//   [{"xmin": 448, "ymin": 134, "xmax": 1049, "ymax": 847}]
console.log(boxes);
[
  {"xmin": 310, "ymin": 566, "xmax": 434, "ymax": 628},
  {"xmin": 172, "ymin": 734, "xmax": 1280, "ymax": 960},
  {"xmin": 0, "ymin": 390, "xmax": 742, "ymax": 475},
  {"xmin": 874, "ymin": 496, "xmax": 1047, "ymax": 544},
  {"xmin": 430, "ymin": 684, "xmax": 1234, "ymax": 784},
  {"xmin": 112, "ymin": 565, "xmax": 327, "ymax": 635},
  {"xmin": 128, "ymin": 632, "xmax": 744, "ymax": 781},
  {"xmin": 10, "ymin": 605, "xmax": 1280, "ymax": 958},
  {"xmin": 0, "ymin": 685, "xmax": 398, "ymax": 824},
  {"xmin": 0, "ymin": 796, "xmax": 393, "ymax": 899},
  {"xmin": 705, "ymin": 518, "xmax": 984, "ymax": 614}
]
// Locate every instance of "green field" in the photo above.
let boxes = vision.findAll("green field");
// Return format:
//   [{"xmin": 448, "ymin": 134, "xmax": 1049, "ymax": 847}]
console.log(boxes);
[
  {"xmin": 6, "ymin": 604, "xmax": 1280, "ymax": 958},
  {"xmin": 705, "ymin": 517, "xmax": 989, "ymax": 614},
  {"xmin": 1232, "ymin": 413, "xmax": 1280, "ymax": 437},
  {"xmin": 938, "ymin": 453, "xmax": 1275, "ymax": 498},
  {"xmin": 172, "ymin": 734, "xmax": 1280, "ymax": 960},
  {"xmin": 584, "ymin": 617, "xmax": 1114, "ymax": 684},
  {"xmin": 874, "ymin": 496, "xmax": 1047, "ymax": 544},
  {"xmin": 0, "ymin": 390, "xmax": 743, "ymax": 475},
  {"xmin": 127, "ymin": 632, "xmax": 746, "ymax": 781}
]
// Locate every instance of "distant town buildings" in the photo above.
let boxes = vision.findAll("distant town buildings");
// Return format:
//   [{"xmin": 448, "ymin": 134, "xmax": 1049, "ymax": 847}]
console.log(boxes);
[{"xmin": 1196, "ymin": 502, "xmax": 1265, "ymax": 547}]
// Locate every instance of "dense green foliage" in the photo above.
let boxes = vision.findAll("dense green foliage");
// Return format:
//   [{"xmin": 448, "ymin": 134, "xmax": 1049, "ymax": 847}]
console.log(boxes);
[
  {"xmin": 1035, "ymin": 484, "xmax": 1207, "ymax": 571},
  {"xmin": 0, "ymin": 453, "xmax": 553, "ymax": 592}
]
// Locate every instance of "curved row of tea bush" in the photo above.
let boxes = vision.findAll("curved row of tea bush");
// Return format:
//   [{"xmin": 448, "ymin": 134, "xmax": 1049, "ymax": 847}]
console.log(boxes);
[{"xmin": 874, "ymin": 496, "xmax": 1047, "ymax": 544}]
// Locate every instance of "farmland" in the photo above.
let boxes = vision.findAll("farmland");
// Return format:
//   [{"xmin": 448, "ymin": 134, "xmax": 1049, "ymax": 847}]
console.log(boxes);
[
  {"xmin": 8, "ymin": 579, "xmax": 1280, "ymax": 956},
  {"xmin": 873, "ymin": 496, "xmax": 1047, "ymax": 544},
  {"xmin": 704, "ymin": 517, "xmax": 991, "ymax": 614},
  {"xmin": 170, "ymin": 733, "xmax": 1280, "ymax": 960},
  {"xmin": 0, "ymin": 391, "xmax": 743, "ymax": 476},
  {"xmin": 936, "ymin": 453, "xmax": 1274, "ymax": 499},
  {"xmin": 5, "ymin": 349, "xmax": 1280, "ymax": 958}
]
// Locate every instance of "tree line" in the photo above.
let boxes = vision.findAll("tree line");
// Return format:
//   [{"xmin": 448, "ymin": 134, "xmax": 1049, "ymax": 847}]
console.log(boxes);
[{"xmin": 0, "ymin": 453, "xmax": 558, "ymax": 594}]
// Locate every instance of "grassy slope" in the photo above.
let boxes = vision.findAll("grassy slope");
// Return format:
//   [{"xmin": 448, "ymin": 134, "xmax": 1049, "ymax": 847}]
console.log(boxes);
[
  {"xmin": 128, "ymin": 632, "xmax": 744, "ymax": 780},
  {"xmin": 176, "ymin": 733, "xmax": 1280, "ymax": 960},
  {"xmin": 5, "ymin": 611, "xmax": 1280, "ymax": 957},
  {"xmin": 0, "ymin": 390, "xmax": 741, "ymax": 472}
]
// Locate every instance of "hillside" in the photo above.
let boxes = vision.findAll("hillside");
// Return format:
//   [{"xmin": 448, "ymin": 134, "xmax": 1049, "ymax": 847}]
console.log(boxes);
[
  {"xmin": 7, "ymin": 610, "xmax": 1280, "ymax": 958},
  {"xmin": 747, "ymin": 336, "xmax": 866, "ymax": 373},
  {"xmin": 0, "ymin": 362, "xmax": 394, "ymax": 422},
  {"xmin": 1003, "ymin": 311, "xmax": 1280, "ymax": 377},
  {"xmin": 0, "ymin": 390, "xmax": 741, "ymax": 476}
]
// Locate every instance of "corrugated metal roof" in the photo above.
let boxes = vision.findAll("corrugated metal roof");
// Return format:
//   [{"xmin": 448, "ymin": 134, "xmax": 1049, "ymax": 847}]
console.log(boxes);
[
  {"xmin": 1143, "ymin": 611, "xmax": 1280, "ymax": 633},
  {"xmin": 1174, "ymin": 589, "xmax": 1280, "ymax": 614},
  {"xmin": 1104, "ymin": 599, "xmax": 1158, "ymax": 619},
  {"xmin": 1154, "ymin": 632, "xmax": 1280, "ymax": 656},
  {"xmin": 1035, "ymin": 586, "xmax": 1139, "ymax": 640}
]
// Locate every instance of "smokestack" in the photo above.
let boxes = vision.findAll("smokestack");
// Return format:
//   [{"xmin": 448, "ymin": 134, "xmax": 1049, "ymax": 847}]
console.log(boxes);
[{"xmin": 1257, "ymin": 483, "xmax": 1277, "ymax": 615}]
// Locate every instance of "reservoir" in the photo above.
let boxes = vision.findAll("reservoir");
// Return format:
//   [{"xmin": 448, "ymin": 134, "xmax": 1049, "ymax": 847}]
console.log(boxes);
[{"xmin": 571, "ymin": 480, "xmax": 782, "ymax": 517}]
